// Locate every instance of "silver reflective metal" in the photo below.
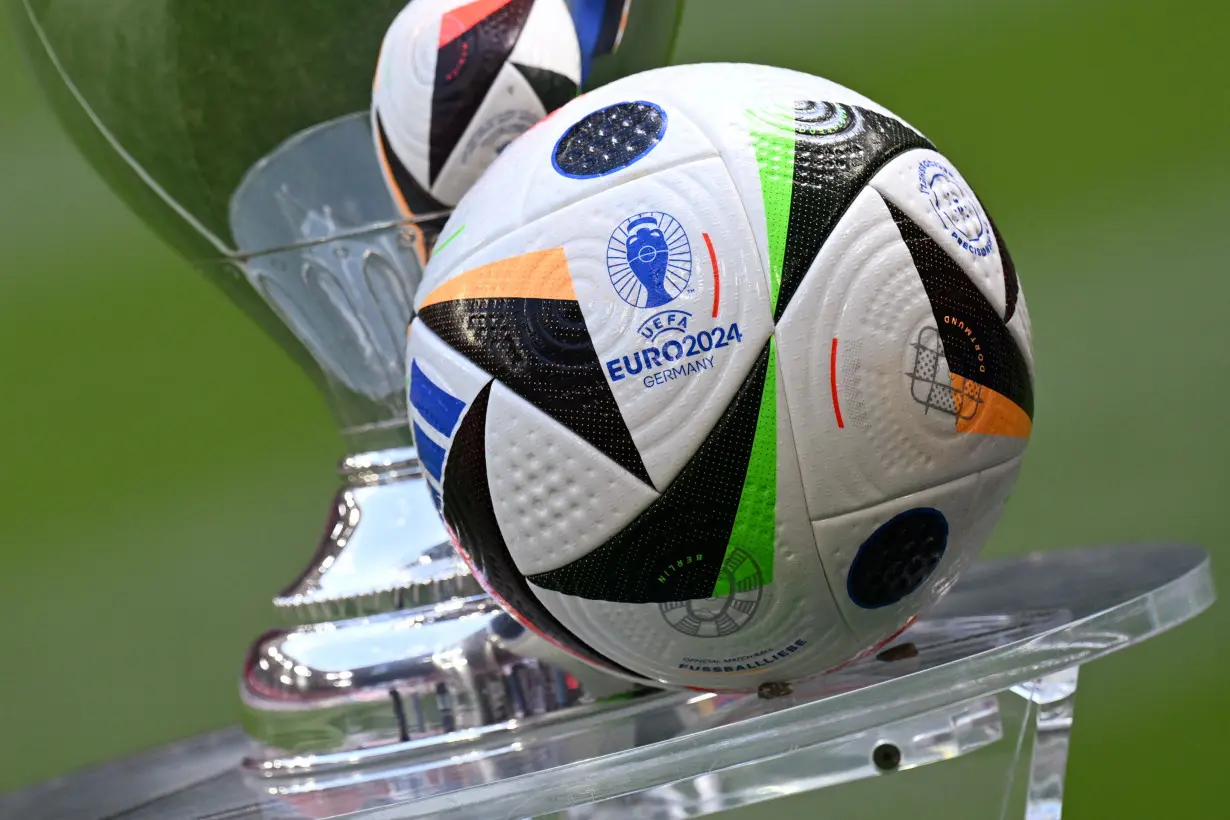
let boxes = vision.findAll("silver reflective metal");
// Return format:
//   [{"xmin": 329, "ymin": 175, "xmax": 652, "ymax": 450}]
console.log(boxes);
[
  {"xmin": 241, "ymin": 596, "xmax": 652, "ymax": 761},
  {"xmin": 221, "ymin": 113, "xmax": 648, "ymax": 759},
  {"xmin": 227, "ymin": 113, "xmax": 448, "ymax": 452},
  {"xmin": 269, "ymin": 447, "xmax": 482, "ymax": 625},
  {"xmin": 6, "ymin": 0, "xmax": 685, "ymax": 772}
]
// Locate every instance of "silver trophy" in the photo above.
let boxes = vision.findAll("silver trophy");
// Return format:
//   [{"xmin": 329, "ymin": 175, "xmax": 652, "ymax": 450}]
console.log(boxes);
[
  {"xmin": 226, "ymin": 110, "xmax": 653, "ymax": 766},
  {"xmin": 8, "ymin": 0, "xmax": 681, "ymax": 768},
  {"xmin": 5, "ymin": 2, "xmax": 1218, "ymax": 818}
]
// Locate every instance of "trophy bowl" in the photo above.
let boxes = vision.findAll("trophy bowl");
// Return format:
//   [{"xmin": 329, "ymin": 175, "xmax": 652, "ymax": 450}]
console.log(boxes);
[{"xmin": 7, "ymin": 0, "xmax": 687, "ymax": 768}]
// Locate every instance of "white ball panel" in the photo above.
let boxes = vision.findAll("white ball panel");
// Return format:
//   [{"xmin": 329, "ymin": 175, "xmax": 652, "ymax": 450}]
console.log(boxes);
[
  {"xmin": 527, "ymin": 356, "xmax": 863, "ymax": 689},
  {"xmin": 571, "ymin": 159, "xmax": 773, "ymax": 490},
  {"xmin": 811, "ymin": 455, "xmax": 1022, "ymax": 650},
  {"xmin": 644, "ymin": 63, "xmax": 927, "ymax": 293},
  {"xmin": 775, "ymin": 186, "xmax": 1024, "ymax": 521},
  {"xmin": 486, "ymin": 382, "xmax": 659, "ymax": 576},
  {"xmin": 419, "ymin": 79, "xmax": 722, "ymax": 292},
  {"xmin": 415, "ymin": 156, "xmax": 774, "ymax": 493},
  {"xmin": 868, "ymin": 149, "xmax": 1010, "ymax": 331},
  {"xmin": 373, "ymin": 0, "xmax": 457, "ymax": 190},
  {"xmin": 431, "ymin": 61, "xmax": 548, "ymax": 206},
  {"xmin": 530, "ymin": 570, "xmax": 858, "ymax": 689},
  {"xmin": 509, "ymin": 0, "xmax": 582, "ymax": 82}
]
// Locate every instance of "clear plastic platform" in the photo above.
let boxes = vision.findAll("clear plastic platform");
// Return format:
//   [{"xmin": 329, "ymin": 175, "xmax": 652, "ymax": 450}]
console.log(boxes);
[{"xmin": 1, "ymin": 543, "xmax": 1214, "ymax": 820}]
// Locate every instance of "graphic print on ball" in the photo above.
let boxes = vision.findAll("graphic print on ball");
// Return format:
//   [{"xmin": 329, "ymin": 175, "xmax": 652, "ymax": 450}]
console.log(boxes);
[
  {"xmin": 988, "ymin": 215, "xmax": 1020, "ymax": 323},
  {"xmin": 431, "ymin": 0, "xmax": 535, "ymax": 185},
  {"xmin": 660, "ymin": 548, "xmax": 763, "ymax": 637},
  {"xmin": 750, "ymin": 101, "xmax": 933, "ymax": 321},
  {"xmin": 606, "ymin": 211, "xmax": 692, "ymax": 308},
  {"xmin": 374, "ymin": 112, "xmax": 450, "ymax": 216},
  {"xmin": 409, "ymin": 360, "xmax": 467, "ymax": 438},
  {"xmin": 846, "ymin": 508, "xmax": 948, "ymax": 609},
  {"xmin": 553, "ymin": 101, "xmax": 668, "ymax": 178},
  {"xmin": 885, "ymin": 198, "xmax": 1034, "ymax": 435},
  {"xmin": 418, "ymin": 249, "xmax": 653, "ymax": 486},
  {"xmin": 440, "ymin": 380, "xmax": 647, "ymax": 678},
  {"xmin": 528, "ymin": 344, "xmax": 772, "ymax": 604}
]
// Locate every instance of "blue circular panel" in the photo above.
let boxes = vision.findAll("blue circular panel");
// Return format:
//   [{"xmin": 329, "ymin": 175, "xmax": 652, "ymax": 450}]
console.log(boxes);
[
  {"xmin": 552, "ymin": 101, "xmax": 668, "ymax": 179},
  {"xmin": 846, "ymin": 508, "xmax": 949, "ymax": 609}
]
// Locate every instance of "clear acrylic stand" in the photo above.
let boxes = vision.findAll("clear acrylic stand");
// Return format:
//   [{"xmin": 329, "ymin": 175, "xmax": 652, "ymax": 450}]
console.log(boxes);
[{"xmin": 1, "ymin": 544, "xmax": 1214, "ymax": 820}]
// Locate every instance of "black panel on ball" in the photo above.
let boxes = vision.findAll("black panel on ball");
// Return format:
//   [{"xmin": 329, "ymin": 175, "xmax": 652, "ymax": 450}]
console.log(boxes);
[
  {"xmin": 431, "ymin": 0, "xmax": 535, "ymax": 184},
  {"xmin": 774, "ymin": 102, "xmax": 933, "ymax": 322},
  {"xmin": 512, "ymin": 63, "xmax": 578, "ymax": 114},
  {"xmin": 440, "ymin": 380, "xmax": 648, "ymax": 680},
  {"xmin": 988, "ymin": 214, "xmax": 1021, "ymax": 323},
  {"xmin": 418, "ymin": 296, "xmax": 653, "ymax": 486},
  {"xmin": 529, "ymin": 343, "xmax": 772, "ymax": 604},
  {"xmin": 885, "ymin": 199, "xmax": 1034, "ymax": 418}
]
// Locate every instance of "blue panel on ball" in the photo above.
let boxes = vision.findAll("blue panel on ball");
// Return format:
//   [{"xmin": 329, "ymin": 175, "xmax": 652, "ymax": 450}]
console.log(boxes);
[
  {"xmin": 552, "ymin": 101, "xmax": 667, "ymax": 179},
  {"xmin": 413, "ymin": 422, "xmax": 448, "ymax": 483},
  {"xmin": 410, "ymin": 359, "xmax": 467, "ymax": 437},
  {"xmin": 846, "ymin": 507, "xmax": 949, "ymax": 610}
]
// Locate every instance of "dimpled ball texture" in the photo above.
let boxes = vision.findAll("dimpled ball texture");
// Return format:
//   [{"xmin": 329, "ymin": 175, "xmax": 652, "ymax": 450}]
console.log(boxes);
[{"xmin": 405, "ymin": 63, "xmax": 1035, "ymax": 690}]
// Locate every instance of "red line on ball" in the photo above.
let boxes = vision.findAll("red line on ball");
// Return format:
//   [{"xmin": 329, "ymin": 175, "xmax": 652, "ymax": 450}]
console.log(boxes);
[
  {"xmin": 830, "ymin": 337, "xmax": 845, "ymax": 429},
  {"xmin": 703, "ymin": 232, "xmax": 720, "ymax": 318},
  {"xmin": 438, "ymin": 0, "xmax": 516, "ymax": 47}
]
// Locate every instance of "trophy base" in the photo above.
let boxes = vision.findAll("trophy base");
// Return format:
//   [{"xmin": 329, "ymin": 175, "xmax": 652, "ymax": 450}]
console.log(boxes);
[{"xmin": 1, "ymin": 544, "xmax": 1213, "ymax": 820}]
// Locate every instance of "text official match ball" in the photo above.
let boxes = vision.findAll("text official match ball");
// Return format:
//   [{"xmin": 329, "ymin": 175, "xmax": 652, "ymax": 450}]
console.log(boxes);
[
  {"xmin": 405, "ymin": 63, "xmax": 1035, "ymax": 689},
  {"xmin": 372, "ymin": 0, "xmax": 582, "ymax": 215}
]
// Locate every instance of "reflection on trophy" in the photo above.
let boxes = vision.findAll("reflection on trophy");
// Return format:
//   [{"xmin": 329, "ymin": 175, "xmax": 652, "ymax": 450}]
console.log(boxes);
[
  {"xmin": 9, "ymin": 0, "xmax": 682, "ymax": 772},
  {"xmin": 228, "ymin": 110, "xmax": 652, "ymax": 767}
]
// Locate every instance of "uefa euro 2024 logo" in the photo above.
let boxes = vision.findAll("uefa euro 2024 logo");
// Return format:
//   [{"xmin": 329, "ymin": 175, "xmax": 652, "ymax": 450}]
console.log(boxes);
[
  {"xmin": 607, "ymin": 212, "xmax": 693, "ymax": 308},
  {"xmin": 918, "ymin": 160, "xmax": 993, "ymax": 258}
]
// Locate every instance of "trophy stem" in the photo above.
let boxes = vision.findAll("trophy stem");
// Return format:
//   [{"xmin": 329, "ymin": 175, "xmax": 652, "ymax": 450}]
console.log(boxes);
[
  {"xmin": 271, "ymin": 446, "xmax": 482, "ymax": 625},
  {"xmin": 240, "ymin": 442, "xmax": 652, "ymax": 762}
]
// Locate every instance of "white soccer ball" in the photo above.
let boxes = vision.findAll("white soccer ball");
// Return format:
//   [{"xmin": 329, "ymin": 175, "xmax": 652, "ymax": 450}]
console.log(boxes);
[
  {"xmin": 405, "ymin": 63, "xmax": 1035, "ymax": 689},
  {"xmin": 372, "ymin": 0, "xmax": 582, "ymax": 211}
]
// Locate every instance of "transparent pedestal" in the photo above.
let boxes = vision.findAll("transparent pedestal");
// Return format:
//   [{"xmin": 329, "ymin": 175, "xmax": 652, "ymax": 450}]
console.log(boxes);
[{"xmin": 2, "ymin": 544, "xmax": 1214, "ymax": 820}]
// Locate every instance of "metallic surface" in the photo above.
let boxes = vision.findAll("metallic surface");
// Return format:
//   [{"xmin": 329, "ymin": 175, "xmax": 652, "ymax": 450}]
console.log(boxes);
[
  {"xmin": 3, "ymin": 0, "xmax": 691, "ymax": 789},
  {"xmin": 242, "ymin": 596, "xmax": 652, "ymax": 762},
  {"xmin": 8, "ymin": 0, "xmax": 686, "ymax": 439},
  {"xmin": 271, "ymin": 447, "xmax": 482, "ymax": 625},
  {"xmin": 221, "ymin": 112, "xmax": 651, "ymax": 755},
  {"xmin": 226, "ymin": 112, "xmax": 445, "ymax": 452},
  {"xmin": 0, "ymin": 544, "xmax": 1214, "ymax": 820}
]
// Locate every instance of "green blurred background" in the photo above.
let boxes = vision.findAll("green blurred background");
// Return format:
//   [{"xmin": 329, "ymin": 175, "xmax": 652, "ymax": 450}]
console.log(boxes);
[{"xmin": 0, "ymin": 0, "xmax": 1226, "ymax": 816}]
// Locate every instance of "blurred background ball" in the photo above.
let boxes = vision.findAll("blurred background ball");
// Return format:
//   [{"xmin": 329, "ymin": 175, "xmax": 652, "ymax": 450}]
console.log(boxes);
[
  {"xmin": 405, "ymin": 63, "xmax": 1035, "ymax": 689},
  {"xmin": 372, "ymin": 0, "xmax": 582, "ymax": 212}
]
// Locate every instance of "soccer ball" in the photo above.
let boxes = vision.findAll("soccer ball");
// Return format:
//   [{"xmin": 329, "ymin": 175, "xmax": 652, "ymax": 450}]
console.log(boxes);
[
  {"xmin": 405, "ymin": 63, "xmax": 1035, "ymax": 689},
  {"xmin": 372, "ymin": 0, "xmax": 583, "ymax": 215}
]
